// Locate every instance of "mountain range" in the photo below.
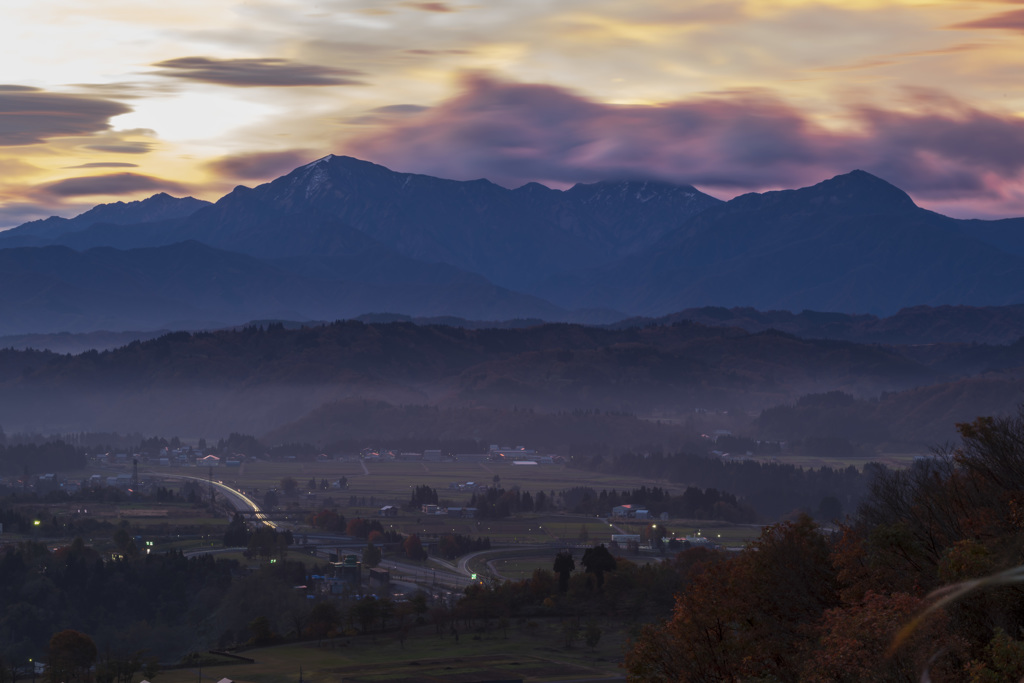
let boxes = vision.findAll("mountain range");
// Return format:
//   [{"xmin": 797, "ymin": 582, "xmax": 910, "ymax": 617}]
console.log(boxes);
[{"xmin": 2, "ymin": 156, "xmax": 1024, "ymax": 335}]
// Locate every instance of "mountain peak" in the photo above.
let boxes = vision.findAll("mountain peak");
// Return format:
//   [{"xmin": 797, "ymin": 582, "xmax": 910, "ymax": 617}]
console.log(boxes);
[{"xmin": 808, "ymin": 169, "xmax": 917, "ymax": 209}]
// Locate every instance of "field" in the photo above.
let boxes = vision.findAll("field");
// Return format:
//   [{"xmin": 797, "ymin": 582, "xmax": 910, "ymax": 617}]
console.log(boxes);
[
  {"xmin": 207, "ymin": 458, "xmax": 681, "ymax": 508},
  {"xmin": 148, "ymin": 616, "xmax": 629, "ymax": 683},
  {"xmin": 135, "ymin": 458, "xmax": 764, "ymax": 551}
]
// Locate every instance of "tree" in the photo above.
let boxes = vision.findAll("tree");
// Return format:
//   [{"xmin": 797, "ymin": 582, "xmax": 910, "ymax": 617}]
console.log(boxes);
[
  {"xmin": 802, "ymin": 591, "xmax": 962, "ymax": 683},
  {"xmin": 585, "ymin": 621, "xmax": 603, "ymax": 650},
  {"xmin": 363, "ymin": 542, "xmax": 382, "ymax": 568},
  {"xmin": 48, "ymin": 629, "xmax": 97, "ymax": 683},
  {"xmin": 625, "ymin": 515, "xmax": 838, "ymax": 682},
  {"xmin": 248, "ymin": 616, "xmax": 274, "ymax": 646},
  {"xmin": 307, "ymin": 601, "xmax": 341, "ymax": 640},
  {"xmin": 403, "ymin": 534, "xmax": 427, "ymax": 561},
  {"xmin": 223, "ymin": 512, "xmax": 250, "ymax": 547},
  {"xmin": 561, "ymin": 619, "xmax": 579, "ymax": 649},
  {"xmin": 581, "ymin": 544, "xmax": 616, "ymax": 590},
  {"xmin": 553, "ymin": 551, "xmax": 575, "ymax": 593},
  {"xmin": 352, "ymin": 597, "xmax": 380, "ymax": 633},
  {"xmin": 280, "ymin": 476, "xmax": 298, "ymax": 496}
]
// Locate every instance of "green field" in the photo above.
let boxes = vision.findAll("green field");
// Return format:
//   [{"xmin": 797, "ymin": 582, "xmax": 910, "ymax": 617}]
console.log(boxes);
[{"xmin": 148, "ymin": 616, "xmax": 628, "ymax": 683}]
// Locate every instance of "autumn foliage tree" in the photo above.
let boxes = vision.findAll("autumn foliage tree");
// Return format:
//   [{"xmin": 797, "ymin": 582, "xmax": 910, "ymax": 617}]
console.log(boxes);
[
  {"xmin": 403, "ymin": 534, "xmax": 427, "ymax": 561},
  {"xmin": 48, "ymin": 629, "xmax": 97, "ymax": 683},
  {"xmin": 625, "ymin": 515, "xmax": 837, "ymax": 682},
  {"xmin": 626, "ymin": 407, "xmax": 1024, "ymax": 682}
]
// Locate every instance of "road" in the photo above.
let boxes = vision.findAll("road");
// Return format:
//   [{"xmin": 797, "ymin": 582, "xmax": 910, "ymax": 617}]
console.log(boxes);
[{"xmin": 147, "ymin": 473, "xmax": 276, "ymax": 528}]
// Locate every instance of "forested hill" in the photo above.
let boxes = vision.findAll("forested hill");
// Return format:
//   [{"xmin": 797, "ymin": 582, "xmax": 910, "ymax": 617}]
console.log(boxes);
[{"xmin": 0, "ymin": 319, "xmax": 933, "ymax": 436}]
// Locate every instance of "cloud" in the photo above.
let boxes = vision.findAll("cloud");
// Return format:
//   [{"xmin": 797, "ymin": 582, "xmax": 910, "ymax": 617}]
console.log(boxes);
[
  {"xmin": 64, "ymin": 162, "xmax": 140, "ymax": 169},
  {"xmin": 345, "ymin": 74, "xmax": 1024, "ymax": 210},
  {"xmin": 206, "ymin": 150, "xmax": 317, "ymax": 180},
  {"xmin": 345, "ymin": 104, "xmax": 431, "ymax": 126},
  {"xmin": 83, "ymin": 142, "xmax": 155, "ymax": 155},
  {"xmin": 406, "ymin": 2, "xmax": 456, "ymax": 12},
  {"xmin": 953, "ymin": 9, "xmax": 1024, "ymax": 31},
  {"xmin": 371, "ymin": 104, "xmax": 429, "ymax": 114},
  {"xmin": 38, "ymin": 173, "xmax": 188, "ymax": 198},
  {"xmin": 151, "ymin": 57, "xmax": 367, "ymax": 87},
  {"xmin": 403, "ymin": 49, "xmax": 471, "ymax": 55},
  {"xmin": 0, "ymin": 86, "xmax": 130, "ymax": 146}
]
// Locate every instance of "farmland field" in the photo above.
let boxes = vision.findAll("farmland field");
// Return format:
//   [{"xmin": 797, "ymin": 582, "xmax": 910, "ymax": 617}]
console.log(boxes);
[
  {"xmin": 126, "ymin": 457, "xmax": 769, "ymax": 553},
  {"xmin": 143, "ymin": 615, "xmax": 629, "ymax": 683}
]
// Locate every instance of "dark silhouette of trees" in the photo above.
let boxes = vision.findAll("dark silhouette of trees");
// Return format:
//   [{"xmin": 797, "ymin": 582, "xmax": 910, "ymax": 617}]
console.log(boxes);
[
  {"xmin": 437, "ymin": 534, "xmax": 490, "ymax": 560},
  {"xmin": 581, "ymin": 545, "xmax": 616, "ymax": 590},
  {"xmin": 553, "ymin": 551, "xmax": 575, "ymax": 593},
  {"xmin": 223, "ymin": 513, "xmax": 250, "ymax": 547},
  {"xmin": 408, "ymin": 485, "xmax": 438, "ymax": 509},
  {"xmin": 279, "ymin": 476, "xmax": 298, "ymax": 496},
  {"xmin": 363, "ymin": 543, "xmax": 382, "ymax": 568}
]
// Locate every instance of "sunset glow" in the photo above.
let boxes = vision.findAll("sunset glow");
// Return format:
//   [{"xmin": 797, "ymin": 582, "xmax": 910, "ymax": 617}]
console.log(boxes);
[{"xmin": 3, "ymin": 0, "xmax": 1024, "ymax": 227}]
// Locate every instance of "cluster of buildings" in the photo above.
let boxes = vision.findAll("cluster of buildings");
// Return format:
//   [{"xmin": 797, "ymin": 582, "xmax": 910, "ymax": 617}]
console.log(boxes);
[
  {"xmin": 90, "ymin": 447, "xmax": 249, "ymax": 469},
  {"xmin": 378, "ymin": 503, "xmax": 479, "ymax": 518},
  {"xmin": 358, "ymin": 444, "xmax": 561, "ymax": 465}
]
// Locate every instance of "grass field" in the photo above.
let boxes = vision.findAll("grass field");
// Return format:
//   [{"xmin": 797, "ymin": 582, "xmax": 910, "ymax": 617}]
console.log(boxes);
[
  {"xmin": 147, "ymin": 616, "xmax": 629, "ymax": 683},
  {"xmin": 151, "ymin": 458, "xmax": 686, "ymax": 508}
]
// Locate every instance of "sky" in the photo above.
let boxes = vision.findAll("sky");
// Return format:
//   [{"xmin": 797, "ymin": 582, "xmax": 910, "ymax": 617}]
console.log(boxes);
[{"xmin": 3, "ymin": 0, "xmax": 1024, "ymax": 228}]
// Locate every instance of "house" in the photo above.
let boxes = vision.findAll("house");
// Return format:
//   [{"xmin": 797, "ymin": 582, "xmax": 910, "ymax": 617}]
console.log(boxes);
[
  {"xmin": 611, "ymin": 504, "xmax": 650, "ymax": 519},
  {"xmin": 379, "ymin": 505, "xmax": 399, "ymax": 517}
]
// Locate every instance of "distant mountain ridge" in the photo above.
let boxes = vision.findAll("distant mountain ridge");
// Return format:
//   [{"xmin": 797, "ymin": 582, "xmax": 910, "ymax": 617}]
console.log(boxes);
[
  {"xmin": 39, "ymin": 155, "xmax": 722, "ymax": 287},
  {"xmin": 536, "ymin": 170, "xmax": 1024, "ymax": 314},
  {"xmin": 0, "ymin": 193, "xmax": 210, "ymax": 246},
  {"xmin": 1, "ymin": 157, "xmax": 1024, "ymax": 333},
  {"xmin": 616, "ymin": 304, "xmax": 1024, "ymax": 346}
]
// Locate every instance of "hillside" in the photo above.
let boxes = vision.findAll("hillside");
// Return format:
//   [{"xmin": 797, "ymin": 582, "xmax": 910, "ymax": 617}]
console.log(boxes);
[
  {"xmin": 0, "ymin": 320, "xmax": 935, "ymax": 437},
  {"xmin": 619, "ymin": 304, "xmax": 1024, "ymax": 345}
]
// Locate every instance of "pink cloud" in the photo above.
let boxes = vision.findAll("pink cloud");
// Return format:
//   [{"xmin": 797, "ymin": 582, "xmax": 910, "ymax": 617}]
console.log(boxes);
[
  {"xmin": 345, "ymin": 74, "xmax": 1024, "ymax": 217},
  {"xmin": 206, "ymin": 149, "xmax": 318, "ymax": 180},
  {"xmin": 953, "ymin": 9, "xmax": 1024, "ymax": 31}
]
